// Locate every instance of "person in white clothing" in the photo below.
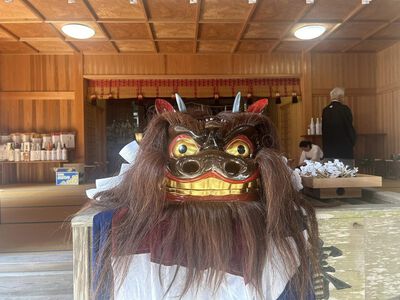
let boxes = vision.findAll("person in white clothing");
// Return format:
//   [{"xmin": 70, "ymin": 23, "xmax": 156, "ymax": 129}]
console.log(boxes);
[{"xmin": 298, "ymin": 140, "xmax": 323, "ymax": 166}]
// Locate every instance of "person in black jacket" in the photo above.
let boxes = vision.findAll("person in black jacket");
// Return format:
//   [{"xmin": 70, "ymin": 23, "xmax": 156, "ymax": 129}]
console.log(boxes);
[{"xmin": 322, "ymin": 87, "xmax": 356, "ymax": 166}]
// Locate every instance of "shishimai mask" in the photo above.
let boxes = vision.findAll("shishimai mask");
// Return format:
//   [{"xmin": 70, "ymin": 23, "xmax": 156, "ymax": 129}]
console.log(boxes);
[{"xmin": 162, "ymin": 93, "xmax": 269, "ymax": 202}]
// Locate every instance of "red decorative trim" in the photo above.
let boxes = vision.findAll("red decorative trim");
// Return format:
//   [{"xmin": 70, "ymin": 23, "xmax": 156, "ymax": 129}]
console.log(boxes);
[{"xmin": 89, "ymin": 78, "xmax": 301, "ymax": 98}]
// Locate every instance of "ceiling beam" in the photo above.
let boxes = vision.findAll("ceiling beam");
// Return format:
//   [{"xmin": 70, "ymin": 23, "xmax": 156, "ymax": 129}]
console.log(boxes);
[
  {"xmin": 82, "ymin": 0, "xmax": 120, "ymax": 53},
  {"xmin": 20, "ymin": 0, "xmax": 45, "ymax": 21},
  {"xmin": 305, "ymin": 3, "xmax": 366, "ymax": 52},
  {"xmin": 95, "ymin": 38, "xmax": 279, "ymax": 42},
  {"xmin": 0, "ymin": 24, "xmax": 19, "ymax": 41},
  {"xmin": 139, "ymin": 0, "xmax": 158, "ymax": 53},
  {"xmin": 342, "ymin": 15, "xmax": 400, "ymax": 52},
  {"xmin": 231, "ymin": 2, "xmax": 259, "ymax": 53},
  {"xmin": 269, "ymin": 4, "xmax": 314, "ymax": 53},
  {"xmin": 0, "ymin": 20, "xmax": 42, "ymax": 24},
  {"xmin": 22, "ymin": 41, "xmax": 39, "ymax": 53},
  {"xmin": 193, "ymin": 0, "xmax": 202, "ymax": 53}
]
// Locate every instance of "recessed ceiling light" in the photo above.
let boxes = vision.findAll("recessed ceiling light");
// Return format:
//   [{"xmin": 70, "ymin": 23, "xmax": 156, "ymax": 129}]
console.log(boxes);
[
  {"xmin": 4, "ymin": 0, "xmax": 13, "ymax": 3},
  {"xmin": 294, "ymin": 25, "xmax": 326, "ymax": 40},
  {"xmin": 61, "ymin": 23, "xmax": 95, "ymax": 40}
]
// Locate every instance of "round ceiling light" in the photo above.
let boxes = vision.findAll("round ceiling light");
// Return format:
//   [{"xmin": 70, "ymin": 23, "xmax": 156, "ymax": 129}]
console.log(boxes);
[
  {"xmin": 294, "ymin": 25, "xmax": 326, "ymax": 40},
  {"xmin": 61, "ymin": 23, "xmax": 95, "ymax": 39}
]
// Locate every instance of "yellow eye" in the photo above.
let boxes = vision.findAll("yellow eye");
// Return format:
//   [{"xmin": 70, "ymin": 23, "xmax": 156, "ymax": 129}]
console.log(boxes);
[
  {"xmin": 225, "ymin": 135, "xmax": 253, "ymax": 158},
  {"xmin": 170, "ymin": 135, "xmax": 200, "ymax": 158}
]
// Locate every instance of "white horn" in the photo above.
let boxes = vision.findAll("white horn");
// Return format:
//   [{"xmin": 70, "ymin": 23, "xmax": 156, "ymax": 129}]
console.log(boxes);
[
  {"xmin": 175, "ymin": 93, "xmax": 187, "ymax": 112},
  {"xmin": 232, "ymin": 92, "xmax": 241, "ymax": 113}
]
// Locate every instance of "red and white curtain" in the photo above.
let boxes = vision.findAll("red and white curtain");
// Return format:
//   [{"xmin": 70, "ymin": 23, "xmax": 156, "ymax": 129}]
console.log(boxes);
[{"xmin": 88, "ymin": 78, "xmax": 301, "ymax": 100}]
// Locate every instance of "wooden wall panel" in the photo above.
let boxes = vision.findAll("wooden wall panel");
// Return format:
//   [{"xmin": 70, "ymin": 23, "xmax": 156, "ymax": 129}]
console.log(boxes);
[
  {"xmin": 376, "ymin": 42, "xmax": 400, "ymax": 157},
  {"xmin": 377, "ymin": 42, "xmax": 400, "ymax": 91},
  {"xmin": 376, "ymin": 90, "xmax": 400, "ymax": 157},
  {"xmin": 0, "ymin": 99, "xmax": 73, "ymax": 133},
  {"xmin": 312, "ymin": 53, "xmax": 376, "ymax": 90},
  {"xmin": 0, "ymin": 55, "xmax": 75, "ymax": 91},
  {"xmin": 83, "ymin": 53, "xmax": 302, "ymax": 77},
  {"xmin": 166, "ymin": 55, "xmax": 232, "ymax": 75},
  {"xmin": 232, "ymin": 53, "xmax": 302, "ymax": 75},
  {"xmin": 84, "ymin": 55, "xmax": 166, "ymax": 76}
]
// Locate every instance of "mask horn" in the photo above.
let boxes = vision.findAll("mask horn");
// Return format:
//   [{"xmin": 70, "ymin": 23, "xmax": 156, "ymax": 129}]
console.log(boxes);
[
  {"xmin": 247, "ymin": 98, "xmax": 268, "ymax": 113},
  {"xmin": 175, "ymin": 93, "xmax": 187, "ymax": 112},
  {"xmin": 155, "ymin": 98, "xmax": 175, "ymax": 115},
  {"xmin": 232, "ymin": 92, "xmax": 241, "ymax": 113}
]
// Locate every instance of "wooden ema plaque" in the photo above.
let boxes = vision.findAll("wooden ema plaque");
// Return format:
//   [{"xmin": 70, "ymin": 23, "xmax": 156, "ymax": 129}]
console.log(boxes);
[{"xmin": 301, "ymin": 174, "xmax": 382, "ymax": 199}]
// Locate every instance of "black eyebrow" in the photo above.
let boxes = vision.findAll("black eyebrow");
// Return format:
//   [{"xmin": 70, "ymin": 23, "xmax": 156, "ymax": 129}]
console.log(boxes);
[
  {"xmin": 168, "ymin": 125, "xmax": 206, "ymax": 142},
  {"xmin": 219, "ymin": 125, "xmax": 257, "ymax": 143}
]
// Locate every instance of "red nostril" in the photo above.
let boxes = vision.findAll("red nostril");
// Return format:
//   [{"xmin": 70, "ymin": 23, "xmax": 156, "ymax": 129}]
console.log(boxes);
[
  {"xmin": 182, "ymin": 161, "xmax": 200, "ymax": 174},
  {"xmin": 224, "ymin": 161, "xmax": 241, "ymax": 176}
]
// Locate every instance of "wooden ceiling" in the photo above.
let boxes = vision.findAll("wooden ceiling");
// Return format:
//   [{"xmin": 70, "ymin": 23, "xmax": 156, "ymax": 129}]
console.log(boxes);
[{"xmin": 0, "ymin": 0, "xmax": 399, "ymax": 54}]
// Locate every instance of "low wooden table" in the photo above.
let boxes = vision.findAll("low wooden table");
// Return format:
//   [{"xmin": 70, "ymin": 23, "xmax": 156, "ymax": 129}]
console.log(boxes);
[{"xmin": 301, "ymin": 174, "xmax": 382, "ymax": 199}]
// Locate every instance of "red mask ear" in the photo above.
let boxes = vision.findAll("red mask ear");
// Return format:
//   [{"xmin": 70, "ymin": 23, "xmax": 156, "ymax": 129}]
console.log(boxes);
[
  {"xmin": 247, "ymin": 98, "xmax": 268, "ymax": 113},
  {"xmin": 155, "ymin": 99, "xmax": 175, "ymax": 114}
]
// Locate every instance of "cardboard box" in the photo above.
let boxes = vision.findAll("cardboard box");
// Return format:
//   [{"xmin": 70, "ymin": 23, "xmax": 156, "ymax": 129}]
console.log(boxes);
[{"xmin": 56, "ymin": 167, "xmax": 79, "ymax": 185}]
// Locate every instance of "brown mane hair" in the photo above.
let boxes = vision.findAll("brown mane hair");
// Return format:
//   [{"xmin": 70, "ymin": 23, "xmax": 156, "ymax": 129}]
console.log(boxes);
[{"xmin": 89, "ymin": 111, "xmax": 319, "ymax": 299}]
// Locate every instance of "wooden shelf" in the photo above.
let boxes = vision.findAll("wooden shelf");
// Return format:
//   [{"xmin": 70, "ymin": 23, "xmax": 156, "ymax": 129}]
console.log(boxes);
[
  {"xmin": 0, "ymin": 161, "xmax": 68, "ymax": 164},
  {"xmin": 0, "ymin": 161, "xmax": 68, "ymax": 185}
]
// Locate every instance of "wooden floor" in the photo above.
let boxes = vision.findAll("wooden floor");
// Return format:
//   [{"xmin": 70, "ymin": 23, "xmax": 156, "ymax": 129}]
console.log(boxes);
[
  {"xmin": 0, "ymin": 184, "xmax": 91, "ymax": 253},
  {"xmin": 0, "ymin": 250, "xmax": 73, "ymax": 299}
]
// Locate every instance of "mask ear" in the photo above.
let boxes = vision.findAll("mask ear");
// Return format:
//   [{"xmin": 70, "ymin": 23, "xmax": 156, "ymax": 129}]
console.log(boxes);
[
  {"xmin": 247, "ymin": 98, "xmax": 268, "ymax": 113},
  {"xmin": 155, "ymin": 99, "xmax": 175, "ymax": 114}
]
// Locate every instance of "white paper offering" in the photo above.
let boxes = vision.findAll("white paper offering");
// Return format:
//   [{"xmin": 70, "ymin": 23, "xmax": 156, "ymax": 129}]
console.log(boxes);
[
  {"xmin": 119, "ymin": 140, "xmax": 139, "ymax": 163},
  {"xmin": 86, "ymin": 140, "xmax": 139, "ymax": 200}
]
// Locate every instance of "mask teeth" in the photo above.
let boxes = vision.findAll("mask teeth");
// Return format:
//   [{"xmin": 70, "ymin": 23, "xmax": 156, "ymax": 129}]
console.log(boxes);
[{"xmin": 166, "ymin": 187, "xmax": 259, "ymax": 196}]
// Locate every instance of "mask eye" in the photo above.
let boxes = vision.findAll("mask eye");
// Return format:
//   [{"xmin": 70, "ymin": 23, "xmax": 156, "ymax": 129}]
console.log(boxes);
[
  {"xmin": 169, "ymin": 135, "xmax": 200, "ymax": 158},
  {"xmin": 225, "ymin": 135, "xmax": 253, "ymax": 158}
]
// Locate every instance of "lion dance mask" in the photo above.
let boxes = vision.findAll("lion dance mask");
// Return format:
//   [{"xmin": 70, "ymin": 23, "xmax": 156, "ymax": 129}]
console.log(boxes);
[{"xmin": 91, "ymin": 93, "xmax": 319, "ymax": 300}]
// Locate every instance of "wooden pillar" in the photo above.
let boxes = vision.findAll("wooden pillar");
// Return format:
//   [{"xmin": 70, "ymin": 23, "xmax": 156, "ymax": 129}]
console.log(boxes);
[
  {"xmin": 301, "ymin": 51, "xmax": 313, "ymax": 134},
  {"xmin": 74, "ymin": 54, "xmax": 85, "ymax": 163}
]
